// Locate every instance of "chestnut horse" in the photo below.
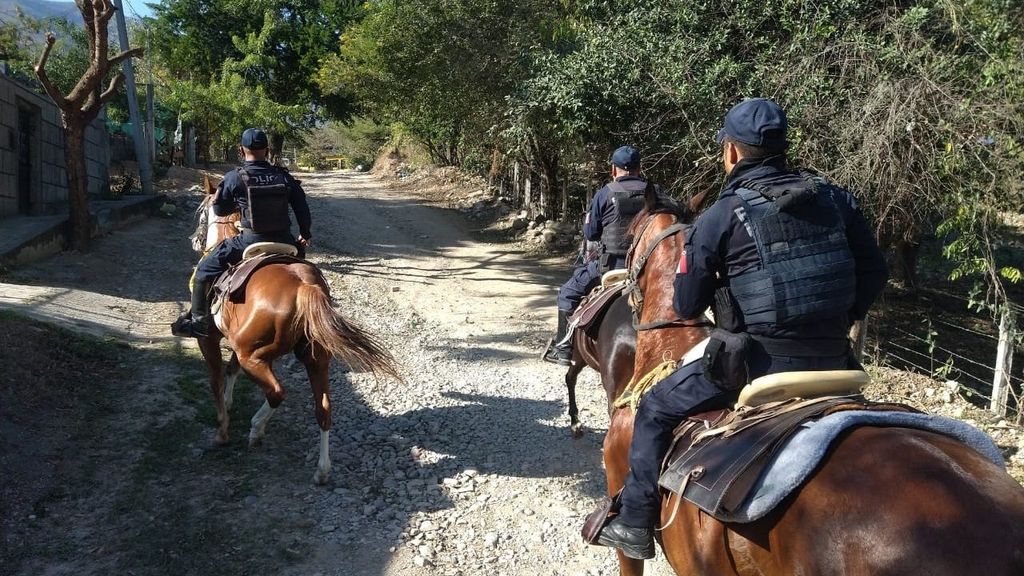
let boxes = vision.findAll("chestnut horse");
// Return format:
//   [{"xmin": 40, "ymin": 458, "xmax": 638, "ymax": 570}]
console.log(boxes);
[
  {"xmin": 564, "ymin": 295, "xmax": 636, "ymax": 437},
  {"xmin": 191, "ymin": 176, "xmax": 399, "ymax": 484},
  {"xmin": 603, "ymin": 188, "xmax": 1024, "ymax": 575}
]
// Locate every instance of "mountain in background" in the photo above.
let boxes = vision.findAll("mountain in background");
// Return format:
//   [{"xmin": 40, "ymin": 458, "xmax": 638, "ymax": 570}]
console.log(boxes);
[{"xmin": 0, "ymin": 0, "xmax": 79, "ymax": 23}]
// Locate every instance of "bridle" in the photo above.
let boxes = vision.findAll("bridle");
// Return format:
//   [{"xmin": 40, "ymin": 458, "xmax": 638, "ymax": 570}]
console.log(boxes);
[{"xmin": 624, "ymin": 213, "xmax": 712, "ymax": 332}]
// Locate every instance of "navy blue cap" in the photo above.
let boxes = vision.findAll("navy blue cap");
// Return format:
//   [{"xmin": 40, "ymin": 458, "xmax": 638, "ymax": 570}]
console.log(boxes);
[
  {"xmin": 240, "ymin": 128, "xmax": 269, "ymax": 150},
  {"xmin": 715, "ymin": 98, "xmax": 788, "ymax": 149},
  {"xmin": 610, "ymin": 146, "xmax": 641, "ymax": 170}
]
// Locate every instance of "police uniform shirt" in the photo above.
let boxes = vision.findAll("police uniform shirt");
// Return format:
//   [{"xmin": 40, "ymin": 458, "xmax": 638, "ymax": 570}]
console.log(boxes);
[
  {"xmin": 214, "ymin": 160, "xmax": 313, "ymax": 240},
  {"xmin": 583, "ymin": 175, "xmax": 647, "ymax": 241},
  {"xmin": 674, "ymin": 157, "xmax": 888, "ymax": 342}
]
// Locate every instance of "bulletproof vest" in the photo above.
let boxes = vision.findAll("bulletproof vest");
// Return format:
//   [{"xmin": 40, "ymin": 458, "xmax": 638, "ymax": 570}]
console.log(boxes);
[
  {"xmin": 600, "ymin": 180, "xmax": 648, "ymax": 256},
  {"xmin": 727, "ymin": 175, "xmax": 856, "ymax": 330},
  {"xmin": 239, "ymin": 168, "xmax": 291, "ymax": 234}
]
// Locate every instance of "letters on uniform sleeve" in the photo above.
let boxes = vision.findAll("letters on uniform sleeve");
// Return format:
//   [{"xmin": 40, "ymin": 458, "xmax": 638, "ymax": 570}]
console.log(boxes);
[
  {"xmin": 673, "ymin": 209, "xmax": 723, "ymax": 320},
  {"xmin": 583, "ymin": 189, "xmax": 606, "ymax": 241}
]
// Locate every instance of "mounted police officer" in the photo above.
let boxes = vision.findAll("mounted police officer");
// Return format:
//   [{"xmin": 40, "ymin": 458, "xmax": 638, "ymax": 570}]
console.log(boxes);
[
  {"xmin": 171, "ymin": 128, "xmax": 313, "ymax": 338},
  {"xmin": 594, "ymin": 98, "xmax": 889, "ymax": 559},
  {"xmin": 543, "ymin": 145, "xmax": 653, "ymax": 365}
]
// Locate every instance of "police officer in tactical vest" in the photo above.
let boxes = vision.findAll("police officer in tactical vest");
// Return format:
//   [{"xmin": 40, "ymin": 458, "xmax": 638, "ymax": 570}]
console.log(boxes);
[
  {"xmin": 594, "ymin": 98, "xmax": 889, "ymax": 559},
  {"xmin": 171, "ymin": 128, "xmax": 313, "ymax": 338},
  {"xmin": 543, "ymin": 145, "xmax": 653, "ymax": 365}
]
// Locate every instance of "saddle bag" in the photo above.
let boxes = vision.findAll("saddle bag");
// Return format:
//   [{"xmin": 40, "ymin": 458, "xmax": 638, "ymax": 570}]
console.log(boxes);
[
  {"xmin": 703, "ymin": 328, "xmax": 752, "ymax": 391},
  {"xmin": 580, "ymin": 491, "xmax": 622, "ymax": 545}
]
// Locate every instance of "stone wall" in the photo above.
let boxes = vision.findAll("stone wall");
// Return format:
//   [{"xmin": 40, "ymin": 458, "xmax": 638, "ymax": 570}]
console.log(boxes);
[{"xmin": 0, "ymin": 74, "xmax": 109, "ymax": 218}]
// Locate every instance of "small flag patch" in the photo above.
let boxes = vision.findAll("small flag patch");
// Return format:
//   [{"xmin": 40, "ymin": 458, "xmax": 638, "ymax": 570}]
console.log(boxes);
[{"xmin": 677, "ymin": 249, "xmax": 688, "ymax": 274}]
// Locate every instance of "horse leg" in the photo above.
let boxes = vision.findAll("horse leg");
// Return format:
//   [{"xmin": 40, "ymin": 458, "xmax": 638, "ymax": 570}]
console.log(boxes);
[
  {"xmin": 240, "ymin": 355, "xmax": 286, "ymax": 447},
  {"xmin": 198, "ymin": 335, "xmax": 230, "ymax": 444},
  {"xmin": 566, "ymin": 359, "xmax": 586, "ymax": 438},
  {"xmin": 297, "ymin": 341, "xmax": 333, "ymax": 485},
  {"xmin": 604, "ymin": 411, "xmax": 645, "ymax": 576},
  {"xmin": 224, "ymin": 352, "xmax": 241, "ymax": 411}
]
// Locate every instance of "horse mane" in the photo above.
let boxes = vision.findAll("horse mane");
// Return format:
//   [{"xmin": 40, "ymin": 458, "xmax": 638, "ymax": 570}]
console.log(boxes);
[{"xmin": 626, "ymin": 183, "xmax": 696, "ymax": 238}]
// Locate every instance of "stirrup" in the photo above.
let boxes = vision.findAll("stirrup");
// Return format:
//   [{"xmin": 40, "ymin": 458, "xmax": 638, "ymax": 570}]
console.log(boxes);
[
  {"xmin": 171, "ymin": 316, "xmax": 209, "ymax": 338},
  {"xmin": 541, "ymin": 338, "xmax": 572, "ymax": 366}
]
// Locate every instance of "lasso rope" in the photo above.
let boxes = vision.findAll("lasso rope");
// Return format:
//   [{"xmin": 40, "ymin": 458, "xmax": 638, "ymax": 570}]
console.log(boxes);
[{"xmin": 613, "ymin": 359, "xmax": 679, "ymax": 411}]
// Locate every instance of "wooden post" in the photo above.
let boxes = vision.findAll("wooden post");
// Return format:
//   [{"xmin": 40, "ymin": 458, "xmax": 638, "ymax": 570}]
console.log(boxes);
[
  {"xmin": 849, "ymin": 318, "xmax": 867, "ymax": 364},
  {"xmin": 991, "ymin": 308, "xmax": 1015, "ymax": 416}
]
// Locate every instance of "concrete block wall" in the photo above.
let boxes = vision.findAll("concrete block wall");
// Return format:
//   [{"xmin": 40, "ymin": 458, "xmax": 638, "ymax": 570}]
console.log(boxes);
[
  {"xmin": 0, "ymin": 74, "xmax": 111, "ymax": 218},
  {"xmin": 0, "ymin": 76, "xmax": 18, "ymax": 217}
]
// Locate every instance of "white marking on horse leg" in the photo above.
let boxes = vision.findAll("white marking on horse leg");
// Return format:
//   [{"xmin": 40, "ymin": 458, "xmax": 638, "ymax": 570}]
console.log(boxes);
[
  {"xmin": 224, "ymin": 369, "xmax": 239, "ymax": 411},
  {"xmin": 248, "ymin": 400, "xmax": 277, "ymax": 446},
  {"xmin": 313, "ymin": 430, "xmax": 330, "ymax": 485}
]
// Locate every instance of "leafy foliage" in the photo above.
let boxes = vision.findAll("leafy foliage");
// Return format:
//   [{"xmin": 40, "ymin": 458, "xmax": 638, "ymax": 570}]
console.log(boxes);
[{"xmin": 321, "ymin": 0, "xmax": 1023, "ymax": 305}]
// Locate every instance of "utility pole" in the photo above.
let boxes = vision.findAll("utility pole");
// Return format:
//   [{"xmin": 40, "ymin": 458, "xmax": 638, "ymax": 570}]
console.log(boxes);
[{"xmin": 111, "ymin": 0, "xmax": 152, "ymax": 195}]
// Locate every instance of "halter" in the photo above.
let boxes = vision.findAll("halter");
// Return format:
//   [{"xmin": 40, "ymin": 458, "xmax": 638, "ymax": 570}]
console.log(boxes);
[{"xmin": 624, "ymin": 213, "xmax": 710, "ymax": 331}]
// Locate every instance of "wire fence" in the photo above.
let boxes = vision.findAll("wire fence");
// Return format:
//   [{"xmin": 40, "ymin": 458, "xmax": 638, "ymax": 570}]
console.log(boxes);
[{"xmin": 871, "ymin": 288, "xmax": 1022, "ymax": 422}]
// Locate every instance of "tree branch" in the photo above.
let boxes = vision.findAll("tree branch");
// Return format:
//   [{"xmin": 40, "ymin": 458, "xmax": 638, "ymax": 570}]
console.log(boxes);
[
  {"xmin": 34, "ymin": 33, "xmax": 69, "ymax": 111},
  {"xmin": 107, "ymin": 46, "xmax": 144, "ymax": 69},
  {"xmin": 98, "ymin": 72, "xmax": 125, "ymax": 104}
]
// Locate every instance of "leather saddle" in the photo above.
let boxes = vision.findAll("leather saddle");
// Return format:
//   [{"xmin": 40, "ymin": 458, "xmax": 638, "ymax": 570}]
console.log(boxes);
[
  {"xmin": 212, "ymin": 243, "xmax": 305, "ymax": 304},
  {"xmin": 658, "ymin": 394, "xmax": 917, "ymax": 523},
  {"xmin": 569, "ymin": 278, "xmax": 628, "ymax": 332}
]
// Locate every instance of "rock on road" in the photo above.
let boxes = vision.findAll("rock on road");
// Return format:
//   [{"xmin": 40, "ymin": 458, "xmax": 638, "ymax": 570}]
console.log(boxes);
[{"xmin": 2, "ymin": 171, "xmax": 675, "ymax": 576}]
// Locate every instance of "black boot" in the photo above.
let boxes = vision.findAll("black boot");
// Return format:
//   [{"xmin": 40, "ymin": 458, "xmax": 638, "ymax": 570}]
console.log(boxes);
[
  {"xmin": 542, "ymin": 309, "xmax": 573, "ymax": 366},
  {"xmin": 171, "ymin": 281, "xmax": 210, "ymax": 338},
  {"xmin": 596, "ymin": 516, "xmax": 656, "ymax": 560}
]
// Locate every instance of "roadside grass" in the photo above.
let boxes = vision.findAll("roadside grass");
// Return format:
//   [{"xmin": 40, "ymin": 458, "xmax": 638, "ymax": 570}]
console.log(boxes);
[
  {"xmin": 1, "ymin": 311, "xmax": 314, "ymax": 576},
  {"xmin": 0, "ymin": 311, "xmax": 128, "ymax": 573}
]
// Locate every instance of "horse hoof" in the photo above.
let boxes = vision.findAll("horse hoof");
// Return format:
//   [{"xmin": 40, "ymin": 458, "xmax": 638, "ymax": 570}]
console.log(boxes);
[
  {"xmin": 215, "ymin": 431, "xmax": 230, "ymax": 445},
  {"xmin": 313, "ymin": 469, "xmax": 330, "ymax": 485},
  {"xmin": 570, "ymin": 423, "xmax": 584, "ymax": 439},
  {"xmin": 248, "ymin": 434, "xmax": 263, "ymax": 448}
]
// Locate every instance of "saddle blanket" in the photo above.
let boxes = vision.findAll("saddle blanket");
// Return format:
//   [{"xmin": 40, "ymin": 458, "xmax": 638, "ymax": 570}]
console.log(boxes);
[{"xmin": 688, "ymin": 410, "xmax": 1005, "ymax": 523}]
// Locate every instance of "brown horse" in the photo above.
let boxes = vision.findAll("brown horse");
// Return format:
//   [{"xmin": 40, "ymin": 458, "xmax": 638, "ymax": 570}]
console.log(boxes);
[
  {"xmin": 191, "ymin": 176, "xmax": 399, "ymax": 484},
  {"xmin": 565, "ymin": 295, "xmax": 636, "ymax": 437},
  {"xmin": 603, "ymin": 188, "xmax": 1024, "ymax": 575}
]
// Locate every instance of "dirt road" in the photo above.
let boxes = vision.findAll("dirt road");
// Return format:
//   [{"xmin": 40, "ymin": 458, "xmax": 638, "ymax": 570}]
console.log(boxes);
[{"xmin": 1, "ymin": 172, "xmax": 673, "ymax": 576}]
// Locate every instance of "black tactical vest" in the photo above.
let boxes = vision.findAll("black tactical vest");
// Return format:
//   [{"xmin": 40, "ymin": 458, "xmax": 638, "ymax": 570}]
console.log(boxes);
[
  {"xmin": 239, "ymin": 168, "xmax": 291, "ymax": 234},
  {"xmin": 727, "ymin": 175, "xmax": 856, "ymax": 330},
  {"xmin": 601, "ymin": 180, "xmax": 648, "ymax": 256}
]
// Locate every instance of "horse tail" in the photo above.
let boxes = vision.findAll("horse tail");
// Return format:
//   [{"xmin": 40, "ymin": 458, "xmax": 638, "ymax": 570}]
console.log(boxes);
[{"xmin": 293, "ymin": 283, "xmax": 402, "ymax": 382}]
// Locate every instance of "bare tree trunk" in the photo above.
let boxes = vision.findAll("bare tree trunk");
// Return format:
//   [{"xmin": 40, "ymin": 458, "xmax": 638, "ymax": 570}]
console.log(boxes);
[
  {"xmin": 63, "ymin": 122, "xmax": 91, "ymax": 250},
  {"xmin": 34, "ymin": 1, "xmax": 144, "ymax": 251}
]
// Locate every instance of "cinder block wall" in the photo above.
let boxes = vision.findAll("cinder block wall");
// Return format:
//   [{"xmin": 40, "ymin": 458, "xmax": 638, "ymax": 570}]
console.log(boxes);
[{"xmin": 0, "ymin": 74, "xmax": 110, "ymax": 218}]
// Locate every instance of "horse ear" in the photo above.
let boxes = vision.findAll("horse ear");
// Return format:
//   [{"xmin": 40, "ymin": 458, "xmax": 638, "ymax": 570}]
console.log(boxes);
[
  {"xmin": 688, "ymin": 189, "xmax": 712, "ymax": 214},
  {"xmin": 203, "ymin": 175, "xmax": 220, "ymax": 195},
  {"xmin": 644, "ymin": 181, "xmax": 660, "ymax": 211}
]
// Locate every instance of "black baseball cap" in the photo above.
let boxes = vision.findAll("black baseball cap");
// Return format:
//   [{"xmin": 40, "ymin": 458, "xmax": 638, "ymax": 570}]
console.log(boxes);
[
  {"xmin": 611, "ymin": 146, "xmax": 641, "ymax": 170},
  {"xmin": 240, "ymin": 128, "xmax": 269, "ymax": 150},
  {"xmin": 715, "ymin": 98, "xmax": 788, "ymax": 149}
]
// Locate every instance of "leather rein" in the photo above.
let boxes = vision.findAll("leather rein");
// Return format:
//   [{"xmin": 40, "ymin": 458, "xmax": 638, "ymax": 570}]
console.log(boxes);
[{"xmin": 624, "ymin": 214, "xmax": 710, "ymax": 332}]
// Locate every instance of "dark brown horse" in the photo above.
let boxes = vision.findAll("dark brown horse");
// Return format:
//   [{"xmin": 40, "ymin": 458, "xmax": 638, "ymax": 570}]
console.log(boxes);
[
  {"xmin": 603, "ymin": 188, "xmax": 1024, "ymax": 575},
  {"xmin": 565, "ymin": 295, "xmax": 636, "ymax": 437},
  {"xmin": 192, "ymin": 176, "xmax": 400, "ymax": 484}
]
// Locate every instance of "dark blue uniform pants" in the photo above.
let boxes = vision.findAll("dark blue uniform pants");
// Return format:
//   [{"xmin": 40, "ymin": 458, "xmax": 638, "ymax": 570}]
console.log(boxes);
[
  {"xmin": 557, "ymin": 255, "xmax": 627, "ymax": 312},
  {"xmin": 618, "ymin": 352, "xmax": 849, "ymax": 527},
  {"xmin": 195, "ymin": 232, "xmax": 302, "ymax": 283}
]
